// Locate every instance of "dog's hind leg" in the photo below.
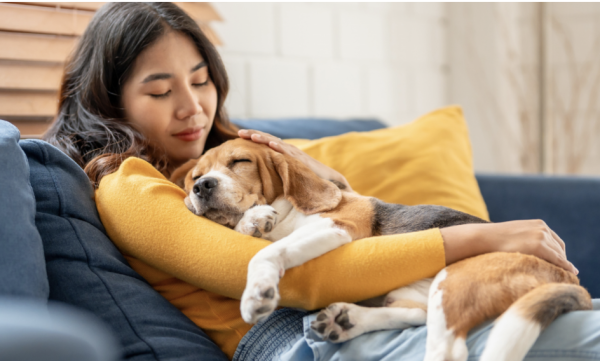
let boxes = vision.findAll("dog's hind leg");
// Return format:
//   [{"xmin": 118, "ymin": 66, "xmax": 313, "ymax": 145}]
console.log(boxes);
[
  {"xmin": 479, "ymin": 283, "xmax": 592, "ymax": 361},
  {"xmin": 310, "ymin": 301, "xmax": 427, "ymax": 342}
]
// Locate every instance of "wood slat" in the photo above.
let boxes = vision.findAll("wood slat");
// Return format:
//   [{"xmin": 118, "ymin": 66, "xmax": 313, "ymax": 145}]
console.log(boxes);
[
  {"xmin": 0, "ymin": 91, "xmax": 58, "ymax": 117},
  {"xmin": 0, "ymin": 62, "xmax": 63, "ymax": 90},
  {"xmin": 0, "ymin": 3, "xmax": 93, "ymax": 36},
  {"xmin": 0, "ymin": 32, "xmax": 77, "ymax": 62},
  {"xmin": 176, "ymin": 3, "xmax": 223, "ymax": 22},
  {"xmin": 7, "ymin": 119, "xmax": 52, "ymax": 138},
  {"xmin": 12, "ymin": 2, "xmax": 105, "ymax": 11}
]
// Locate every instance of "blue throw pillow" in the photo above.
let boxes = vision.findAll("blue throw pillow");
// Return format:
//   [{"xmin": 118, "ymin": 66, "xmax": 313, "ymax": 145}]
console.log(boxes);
[
  {"xmin": 20, "ymin": 139, "xmax": 229, "ymax": 361},
  {"xmin": 0, "ymin": 121, "xmax": 48, "ymax": 299}
]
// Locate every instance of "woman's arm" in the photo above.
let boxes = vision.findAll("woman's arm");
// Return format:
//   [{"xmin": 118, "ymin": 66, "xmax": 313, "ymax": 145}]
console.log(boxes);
[
  {"xmin": 239, "ymin": 129, "xmax": 577, "ymax": 275},
  {"xmin": 97, "ymin": 157, "xmax": 576, "ymax": 311},
  {"xmin": 96, "ymin": 157, "xmax": 445, "ymax": 310},
  {"xmin": 441, "ymin": 220, "xmax": 577, "ymax": 274}
]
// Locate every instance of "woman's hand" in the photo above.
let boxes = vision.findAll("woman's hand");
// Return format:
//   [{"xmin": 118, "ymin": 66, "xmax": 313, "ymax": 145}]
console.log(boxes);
[
  {"xmin": 238, "ymin": 129, "xmax": 353, "ymax": 191},
  {"xmin": 441, "ymin": 219, "xmax": 578, "ymax": 275}
]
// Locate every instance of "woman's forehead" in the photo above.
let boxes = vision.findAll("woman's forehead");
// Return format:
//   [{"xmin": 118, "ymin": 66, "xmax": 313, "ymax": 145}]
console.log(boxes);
[{"xmin": 130, "ymin": 31, "xmax": 205, "ymax": 80}]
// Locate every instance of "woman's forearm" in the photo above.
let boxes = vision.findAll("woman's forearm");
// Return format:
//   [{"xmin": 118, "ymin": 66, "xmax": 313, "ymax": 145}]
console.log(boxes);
[{"xmin": 440, "ymin": 221, "xmax": 578, "ymax": 274}]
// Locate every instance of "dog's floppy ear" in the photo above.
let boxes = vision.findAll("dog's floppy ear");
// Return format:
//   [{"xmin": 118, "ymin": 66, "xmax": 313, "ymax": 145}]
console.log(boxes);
[
  {"xmin": 170, "ymin": 158, "xmax": 198, "ymax": 190},
  {"xmin": 272, "ymin": 152, "xmax": 342, "ymax": 214},
  {"xmin": 256, "ymin": 152, "xmax": 284, "ymax": 204}
]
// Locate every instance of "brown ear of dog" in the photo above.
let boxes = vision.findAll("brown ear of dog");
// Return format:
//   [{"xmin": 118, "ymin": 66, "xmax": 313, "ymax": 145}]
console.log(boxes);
[
  {"xmin": 170, "ymin": 158, "xmax": 198, "ymax": 190},
  {"xmin": 272, "ymin": 152, "xmax": 342, "ymax": 214}
]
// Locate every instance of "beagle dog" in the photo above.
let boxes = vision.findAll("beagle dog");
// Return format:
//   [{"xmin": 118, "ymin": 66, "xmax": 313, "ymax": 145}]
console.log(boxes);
[{"xmin": 172, "ymin": 138, "xmax": 591, "ymax": 361}]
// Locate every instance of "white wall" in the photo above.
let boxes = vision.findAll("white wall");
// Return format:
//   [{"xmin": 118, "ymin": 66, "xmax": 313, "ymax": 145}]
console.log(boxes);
[{"xmin": 211, "ymin": 2, "xmax": 449, "ymax": 127}]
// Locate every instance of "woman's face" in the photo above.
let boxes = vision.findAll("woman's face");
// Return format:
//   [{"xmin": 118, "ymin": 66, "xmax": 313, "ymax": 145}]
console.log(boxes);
[{"xmin": 122, "ymin": 30, "xmax": 217, "ymax": 167}]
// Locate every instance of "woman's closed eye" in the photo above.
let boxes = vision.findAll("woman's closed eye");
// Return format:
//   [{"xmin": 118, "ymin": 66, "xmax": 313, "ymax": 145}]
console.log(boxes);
[
  {"xmin": 150, "ymin": 90, "xmax": 171, "ymax": 98},
  {"xmin": 149, "ymin": 80, "xmax": 209, "ymax": 98},
  {"xmin": 192, "ymin": 79, "xmax": 209, "ymax": 87}
]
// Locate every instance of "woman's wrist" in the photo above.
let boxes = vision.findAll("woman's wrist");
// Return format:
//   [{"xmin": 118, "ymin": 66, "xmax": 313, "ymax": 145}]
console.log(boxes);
[{"xmin": 440, "ymin": 223, "xmax": 489, "ymax": 265}]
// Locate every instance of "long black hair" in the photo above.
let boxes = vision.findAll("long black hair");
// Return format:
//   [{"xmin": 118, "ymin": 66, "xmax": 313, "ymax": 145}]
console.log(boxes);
[{"xmin": 44, "ymin": 2, "xmax": 238, "ymax": 187}]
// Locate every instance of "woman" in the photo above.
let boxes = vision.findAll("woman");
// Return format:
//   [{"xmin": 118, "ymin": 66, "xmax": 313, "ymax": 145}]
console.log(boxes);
[{"xmin": 44, "ymin": 3, "xmax": 591, "ymax": 361}]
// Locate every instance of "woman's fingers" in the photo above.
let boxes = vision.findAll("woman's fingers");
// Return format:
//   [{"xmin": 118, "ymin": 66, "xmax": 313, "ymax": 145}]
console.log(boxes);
[
  {"xmin": 238, "ymin": 129, "xmax": 289, "ymax": 154},
  {"xmin": 542, "ymin": 244, "xmax": 578, "ymax": 275},
  {"xmin": 238, "ymin": 129, "xmax": 281, "ymax": 143},
  {"xmin": 550, "ymin": 228, "xmax": 566, "ymax": 253}
]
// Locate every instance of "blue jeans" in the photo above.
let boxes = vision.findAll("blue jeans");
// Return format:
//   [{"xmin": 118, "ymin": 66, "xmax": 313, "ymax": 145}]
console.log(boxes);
[{"xmin": 235, "ymin": 300, "xmax": 600, "ymax": 361}]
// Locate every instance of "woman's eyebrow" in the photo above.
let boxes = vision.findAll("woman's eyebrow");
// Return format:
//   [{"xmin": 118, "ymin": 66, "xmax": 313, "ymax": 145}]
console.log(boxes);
[
  {"xmin": 141, "ymin": 61, "xmax": 207, "ymax": 83},
  {"xmin": 142, "ymin": 73, "xmax": 171, "ymax": 83},
  {"xmin": 191, "ymin": 61, "xmax": 207, "ymax": 72}
]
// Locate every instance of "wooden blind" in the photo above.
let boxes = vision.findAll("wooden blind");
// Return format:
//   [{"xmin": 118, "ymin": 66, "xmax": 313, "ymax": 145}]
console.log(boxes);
[{"xmin": 0, "ymin": 2, "xmax": 222, "ymax": 138}]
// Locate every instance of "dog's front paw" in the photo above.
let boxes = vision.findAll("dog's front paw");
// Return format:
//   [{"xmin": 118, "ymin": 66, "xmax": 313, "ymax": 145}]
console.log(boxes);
[
  {"xmin": 240, "ymin": 277, "xmax": 281, "ymax": 324},
  {"xmin": 310, "ymin": 303, "xmax": 364, "ymax": 343},
  {"xmin": 235, "ymin": 205, "xmax": 278, "ymax": 238}
]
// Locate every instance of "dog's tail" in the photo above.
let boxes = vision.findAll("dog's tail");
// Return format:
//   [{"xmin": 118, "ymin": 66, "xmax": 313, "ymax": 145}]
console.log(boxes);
[{"xmin": 480, "ymin": 283, "xmax": 592, "ymax": 361}]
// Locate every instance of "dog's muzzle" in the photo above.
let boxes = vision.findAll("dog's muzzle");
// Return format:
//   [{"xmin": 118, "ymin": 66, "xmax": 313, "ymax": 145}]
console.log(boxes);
[{"xmin": 193, "ymin": 177, "xmax": 218, "ymax": 199}]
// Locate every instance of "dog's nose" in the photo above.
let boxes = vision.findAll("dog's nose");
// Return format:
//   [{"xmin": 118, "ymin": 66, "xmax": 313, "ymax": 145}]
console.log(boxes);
[{"xmin": 193, "ymin": 177, "xmax": 218, "ymax": 198}]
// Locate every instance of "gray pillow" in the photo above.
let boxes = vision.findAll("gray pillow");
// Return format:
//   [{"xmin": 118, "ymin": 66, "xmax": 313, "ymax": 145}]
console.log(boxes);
[
  {"xmin": 0, "ymin": 121, "xmax": 48, "ymax": 299},
  {"xmin": 20, "ymin": 138, "xmax": 229, "ymax": 361}
]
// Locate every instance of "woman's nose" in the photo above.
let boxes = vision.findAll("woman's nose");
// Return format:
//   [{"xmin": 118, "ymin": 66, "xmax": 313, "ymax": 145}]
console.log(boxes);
[{"xmin": 175, "ymin": 86, "xmax": 203, "ymax": 120}]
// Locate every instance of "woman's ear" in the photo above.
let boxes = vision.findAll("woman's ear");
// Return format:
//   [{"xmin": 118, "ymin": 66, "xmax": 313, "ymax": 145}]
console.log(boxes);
[
  {"xmin": 170, "ymin": 158, "xmax": 198, "ymax": 190},
  {"xmin": 272, "ymin": 152, "xmax": 342, "ymax": 214}
]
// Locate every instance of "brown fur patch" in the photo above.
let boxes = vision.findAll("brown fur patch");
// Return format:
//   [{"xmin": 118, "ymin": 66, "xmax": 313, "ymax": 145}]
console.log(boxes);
[
  {"xmin": 440, "ymin": 252, "xmax": 581, "ymax": 339},
  {"xmin": 321, "ymin": 193, "xmax": 376, "ymax": 240}
]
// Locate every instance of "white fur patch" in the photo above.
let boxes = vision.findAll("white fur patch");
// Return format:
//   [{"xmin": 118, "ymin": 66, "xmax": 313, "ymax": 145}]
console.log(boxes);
[
  {"xmin": 385, "ymin": 278, "xmax": 432, "ymax": 306},
  {"xmin": 424, "ymin": 269, "xmax": 464, "ymax": 361},
  {"xmin": 479, "ymin": 308, "xmax": 541, "ymax": 361}
]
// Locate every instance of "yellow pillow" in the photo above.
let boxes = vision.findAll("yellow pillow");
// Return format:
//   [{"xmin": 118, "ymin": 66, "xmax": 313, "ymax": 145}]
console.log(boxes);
[{"xmin": 286, "ymin": 106, "xmax": 489, "ymax": 220}]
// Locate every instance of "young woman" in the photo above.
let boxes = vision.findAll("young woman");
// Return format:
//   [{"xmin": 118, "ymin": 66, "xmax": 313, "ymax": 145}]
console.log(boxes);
[{"xmin": 45, "ymin": 3, "xmax": 594, "ymax": 361}]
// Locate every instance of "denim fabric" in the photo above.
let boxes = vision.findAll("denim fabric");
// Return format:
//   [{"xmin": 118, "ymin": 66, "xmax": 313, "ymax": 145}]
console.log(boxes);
[
  {"xmin": 0, "ymin": 121, "xmax": 48, "ymax": 299},
  {"xmin": 236, "ymin": 307, "xmax": 600, "ymax": 361},
  {"xmin": 0, "ymin": 297, "xmax": 119, "ymax": 361},
  {"xmin": 232, "ymin": 118, "xmax": 386, "ymax": 140},
  {"xmin": 477, "ymin": 174, "xmax": 600, "ymax": 298},
  {"xmin": 233, "ymin": 309, "xmax": 309, "ymax": 361},
  {"xmin": 20, "ymin": 139, "xmax": 229, "ymax": 361}
]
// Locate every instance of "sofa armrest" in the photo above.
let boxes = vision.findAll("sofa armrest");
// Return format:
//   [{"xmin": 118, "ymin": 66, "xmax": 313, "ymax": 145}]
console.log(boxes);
[{"xmin": 476, "ymin": 174, "xmax": 600, "ymax": 298}]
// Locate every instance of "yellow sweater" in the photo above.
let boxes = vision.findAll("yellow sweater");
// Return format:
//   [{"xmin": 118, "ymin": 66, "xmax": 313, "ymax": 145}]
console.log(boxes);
[{"xmin": 96, "ymin": 157, "xmax": 446, "ymax": 359}]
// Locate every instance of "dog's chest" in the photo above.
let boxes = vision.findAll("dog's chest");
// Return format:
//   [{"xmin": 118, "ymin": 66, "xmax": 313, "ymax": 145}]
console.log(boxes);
[{"xmin": 268, "ymin": 198, "xmax": 328, "ymax": 241}]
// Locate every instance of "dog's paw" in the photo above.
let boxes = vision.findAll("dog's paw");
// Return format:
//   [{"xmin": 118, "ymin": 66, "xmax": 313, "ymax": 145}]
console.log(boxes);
[
  {"xmin": 310, "ymin": 303, "xmax": 364, "ymax": 343},
  {"xmin": 240, "ymin": 277, "xmax": 281, "ymax": 324},
  {"xmin": 235, "ymin": 205, "xmax": 278, "ymax": 238}
]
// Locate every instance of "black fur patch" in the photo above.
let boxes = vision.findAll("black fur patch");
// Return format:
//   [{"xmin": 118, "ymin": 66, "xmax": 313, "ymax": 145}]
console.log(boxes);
[
  {"xmin": 370, "ymin": 199, "xmax": 489, "ymax": 236},
  {"xmin": 329, "ymin": 180, "xmax": 347, "ymax": 190},
  {"xmin": 531, "ymin": 287, "xmax": 591, "ymax": 329}
]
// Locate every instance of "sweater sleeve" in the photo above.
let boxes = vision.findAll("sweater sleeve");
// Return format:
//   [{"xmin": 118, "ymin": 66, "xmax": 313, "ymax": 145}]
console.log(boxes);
[{"xmin": 96, "ymin": 157, "xmax": 446, "ymax": 310}]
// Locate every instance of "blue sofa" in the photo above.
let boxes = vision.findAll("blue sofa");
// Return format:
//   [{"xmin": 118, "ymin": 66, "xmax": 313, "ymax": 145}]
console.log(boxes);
[{"xmin": 1, "ymin": 118, "xmax": 599, "ymax": 361}]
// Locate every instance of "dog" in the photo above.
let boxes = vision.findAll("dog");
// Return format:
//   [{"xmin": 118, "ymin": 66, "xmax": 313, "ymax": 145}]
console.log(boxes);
[{"xmin": 171, "ymin": 138, "xmax": 591, "ymax": 361}]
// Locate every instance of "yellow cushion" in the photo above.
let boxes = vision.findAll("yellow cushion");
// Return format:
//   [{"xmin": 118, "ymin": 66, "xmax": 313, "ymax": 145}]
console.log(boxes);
[{"xmin": 286, "ymin": 106, "xmax": 489, "ymax": 220}]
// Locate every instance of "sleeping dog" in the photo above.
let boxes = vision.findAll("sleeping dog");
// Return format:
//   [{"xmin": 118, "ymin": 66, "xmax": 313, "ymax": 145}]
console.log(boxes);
[{"xmin": 171, "ymin": 138, "xmax": 591, "ymax": 361}]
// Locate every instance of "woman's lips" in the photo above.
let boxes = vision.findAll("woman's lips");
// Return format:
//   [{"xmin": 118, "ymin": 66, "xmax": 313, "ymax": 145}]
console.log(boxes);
[{"xmin": 173, "ymin": 127, "xmax": 203, "ymax": 141}]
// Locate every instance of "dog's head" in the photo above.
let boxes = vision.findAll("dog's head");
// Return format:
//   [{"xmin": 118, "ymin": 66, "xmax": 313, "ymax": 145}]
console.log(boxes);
[{"xmin": 171, "ymin": 138, "xmax": 342, "ymax": 227}]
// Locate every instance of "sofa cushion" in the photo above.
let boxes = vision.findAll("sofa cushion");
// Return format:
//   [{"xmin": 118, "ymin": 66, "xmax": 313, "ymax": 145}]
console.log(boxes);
[
  {"xmin": 0, "ymin": 121, "xmax": 48, "ymax": 299},
  {"xmin": 232, "ymin": 118, "xmax": 386, "ymax": 140},
  {"xmin": 20, "ymin": 139, "xmax": 229, "ymax": 361}
]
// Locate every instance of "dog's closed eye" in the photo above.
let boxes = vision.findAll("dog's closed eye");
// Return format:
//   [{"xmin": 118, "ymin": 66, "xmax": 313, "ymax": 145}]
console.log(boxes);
[{"xmin": 230, "ymin": 159, "xmax": 252, "ymax": 167}]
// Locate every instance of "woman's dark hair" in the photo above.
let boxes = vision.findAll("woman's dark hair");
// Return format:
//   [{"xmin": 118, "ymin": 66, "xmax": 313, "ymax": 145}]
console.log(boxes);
[{"xmin": 44, "ymin": 2, "xmax": 238, "ymax": 187}]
